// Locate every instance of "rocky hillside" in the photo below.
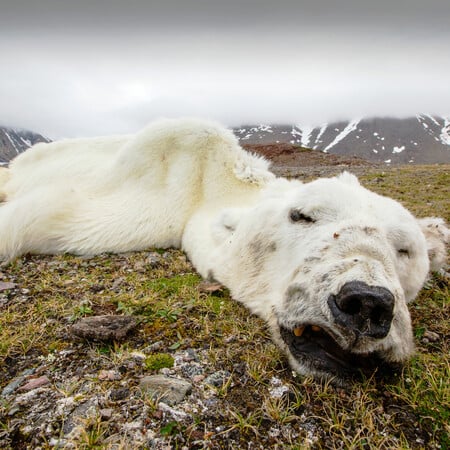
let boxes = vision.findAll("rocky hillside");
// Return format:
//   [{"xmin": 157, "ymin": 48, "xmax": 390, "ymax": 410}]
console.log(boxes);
[
  {"xmin": 234, "ymin": 115, "xmax": 450, "ymax": 164},
  {"xmin": 2, "ymin": 116, "xmax": 449, "ymax": 166},
  {"xmin": 0, "ymin": 126, "xmax": 51, "ymax": 165}
]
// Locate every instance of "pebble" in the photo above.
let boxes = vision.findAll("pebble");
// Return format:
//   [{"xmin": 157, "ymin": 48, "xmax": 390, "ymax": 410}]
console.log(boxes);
[
  {"xmin": 1, "ymin": 368, "xmax": 36, "ymax": 396},
  {"xmin": 109, "ymin": 387, "xmax": 130, "ymax": 401},
  {"xmin": 122, "ymin": 420, "xmax": 143, "ymax": 431},
  {"xmin": 0, "ymin": 281, "xmax": 17, "ymax": 291},
  {"xmin": 180, "ymin": 363, "xmax": 204, "ymax": 379},
  {"xmin": 192, "ymin": 374, "xmax": 205, "ymax": 383},
  {"xmin": 99, "ymin": 408, "xmax": 114, "ymax": 420},
  {"xmin": 63, "ymin": 399, "xmax": 99, "ymax": 435},
  {"xmin": 69, "ymin": 315, "xmax": 138, "ymax": 341},
  {"xmin": 139, "ymin": 375, "xmax": 192, "ymax": 405},
  {"xmin": 18, "ymin": 375, "xmax": 51, "ymax": 392},
  {"xmin": 204, "ymin": 370, "xmax": 231, "ymax": 388},
  {"xmin": 158, "ymin": 402, "xmax": 189, "ymax": 421},
  {"xmin": 98, "ymin": 370, "xmax": 122, "ymax": 381},
  {"xmin": 146, "ymin": 252, "xmax": 162, "ymax": 268},
  {"xmin": 143, "ymin": 341, "xmax": 164, "ymax": 353}
]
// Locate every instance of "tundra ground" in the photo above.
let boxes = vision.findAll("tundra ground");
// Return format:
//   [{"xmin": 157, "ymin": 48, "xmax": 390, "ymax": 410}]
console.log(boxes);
[{"xmin": 0, "ymin": 154, "xmax": 448, "ymax": 449}]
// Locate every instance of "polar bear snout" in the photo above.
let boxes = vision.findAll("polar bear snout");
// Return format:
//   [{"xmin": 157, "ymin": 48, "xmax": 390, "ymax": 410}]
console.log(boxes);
[{"xmin": 327, "ymin": 281, "xmax": 394, "ymax": 339}]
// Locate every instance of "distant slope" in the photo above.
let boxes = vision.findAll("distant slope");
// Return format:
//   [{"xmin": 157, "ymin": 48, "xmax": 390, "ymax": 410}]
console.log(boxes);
[
  {"xmin": 234, "ymin": 115, "xmax": 450, "ymax": 164},
  {"xmin": 2, "ymin": 116, "xmax": 449, "ymax": 166},
  {"xmin": 0, "ymin": 126, "xmax": 51, "ymax": 165}
]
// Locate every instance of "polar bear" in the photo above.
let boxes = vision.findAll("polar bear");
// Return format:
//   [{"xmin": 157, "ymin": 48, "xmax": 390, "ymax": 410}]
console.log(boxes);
[{"xmin": 0, "ymin": 118, "xmax": 447, "ymax": 380}]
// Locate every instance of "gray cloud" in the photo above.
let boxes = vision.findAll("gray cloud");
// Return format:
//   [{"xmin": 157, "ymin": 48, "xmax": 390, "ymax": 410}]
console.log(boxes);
[
  {"xmin": 3, "ymin": 0, "xmax": 450, "ymax": 32},
  {"xmin": 1, "ymin": 1, "xmax": 449, "ymax": 138}
]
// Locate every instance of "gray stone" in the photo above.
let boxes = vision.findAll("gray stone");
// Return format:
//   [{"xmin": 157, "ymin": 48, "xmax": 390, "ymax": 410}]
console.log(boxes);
[
  {"xmin": 0, "ymin": 281, "xmax": 17, "ymax": 291},
  {"xmin": 99, "ymin": 408, "xmax": 114, "ymax": 419},
  {"xmin": 146, "ymin": 252, "xmax": 162, "ymax": 268},
  {"xmin": 139, "ymin": 375, "xmax": 192, "ymax": 405},
  {"xmin": 69, "ymin": 315, "xmax": 138, "ymax": 341},
  {"xmin": 109, "ymin": 387, "xmax": 130, "ymax": 401},
  {"xmin": 63, "ymin": 399, "xmax": 99, "ymax": 435},
  {"xmin": 1, "ymin": 368, "xmax": 35, "ymax": 396},
  {"xmin": 180, "ymin": 363, "xmax": 204, "ymax": 379},
  {"xmin": 204, "ymin": 370, "xmax": 231, "ymax": 388}
]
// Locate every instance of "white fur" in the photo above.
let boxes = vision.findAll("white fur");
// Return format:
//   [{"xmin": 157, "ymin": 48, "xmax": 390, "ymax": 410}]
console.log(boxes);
[
  {"xmin": 1, "ymin": 118, "xmax": 447, "ymax": 379},
  {"xmin": 417, "ymin": 217, "xmax": 450, "ymax": 272},
  {"xmin": 0, "ymin": 118, "xmax": 272, "ymax": 258}
]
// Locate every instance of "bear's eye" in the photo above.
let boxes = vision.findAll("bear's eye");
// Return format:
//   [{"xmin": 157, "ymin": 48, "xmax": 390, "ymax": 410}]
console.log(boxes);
[
  {"xmin": 289, "ymin": 209, "xmax": 315, "ymax": 224},
  {"xmin": 398, "ymin": 248, "xmax": 410, "ymax": 258}
]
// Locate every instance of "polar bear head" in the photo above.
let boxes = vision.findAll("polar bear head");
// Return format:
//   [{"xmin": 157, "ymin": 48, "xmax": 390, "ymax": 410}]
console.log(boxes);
[{"xmin": 197, "ymin": 172, "xmax": 446, "ymax": 380}]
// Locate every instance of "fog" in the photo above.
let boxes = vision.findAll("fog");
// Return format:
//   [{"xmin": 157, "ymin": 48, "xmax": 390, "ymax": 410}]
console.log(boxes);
[{"xmin": 1, "ymin": 0, "xmax": 449, "ymax": 138}]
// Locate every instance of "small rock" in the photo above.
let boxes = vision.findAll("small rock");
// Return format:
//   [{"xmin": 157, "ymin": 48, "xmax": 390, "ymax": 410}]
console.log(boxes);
[
  {"xmin": 69, "ymin": 315, "xmax": 138, "ymax": 341},
  {"xmin": 99, "ymin": 408, "xmax": 114, "ymax": 420},
  {"xmin": 140, "ymin": 375, "xmax": 192, "ymax": 405},
  {"xmin": 143, "ymin": 341, "xmax": 164, "ymax": 353},
  {"xmin": 63, "ymin": 399, "xmax": 99, "ymax": 435},
  {"xmin": 180, "ymin": 364, "xmax": 204, "ymax": 379},
  {"xmin": 269, "ymin": 384, "xmax": 290, "ymax": 399},
  {"xmin": 98, "ymin": 370, "xmax": 122, "ymax": 381},
  {"xmin": 147, "ymin": 253, "xmax": 162, "ymax": 268},
  {"xmin": 183, "ymin": 348, "xmax": 199, "ymax": 362},
  {"xmin": 423, "ymin": 330, "xmax": 440, "ymax": 342},
  {"xmin": 204, "ymin": 370, "xmax": 231, "ymax": 388},
  {"xmin": 1, "ymin": 368, "xmax": 35, "ymax": 396},
  {"xmin": 122, "ymin": 420, "xmax": 143, "ymax": 431},
  {"xmin": 0, "ymin": 281, "xmax": 16, "ymax": 291},
  {"xmin": 18, "ymin": 375, "xmax": 51, "ymax": 392},
  {"xmin": 109, "ymin": 387, "xmax": 130, "ymax": 401},
  {"xmin": 192, "ymin": 374, "xmax": 205, "ymax": 384},
  {"xmin": 133, "ymin": 261, "xmax": 146, "ymax": 273},
  {"xmin": 130, "ymin": 351, "xmax": 146, "ymax": 360},
  {"xmin": 49, "ymin": 438, "xmax": 69, "ymax": 447},
  {"xmin": 158, "ymin": 402, "xmax": 189, "ymax": 421}
]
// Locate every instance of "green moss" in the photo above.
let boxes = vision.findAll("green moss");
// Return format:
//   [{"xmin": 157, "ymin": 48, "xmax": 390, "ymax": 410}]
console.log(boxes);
[
  {"xmin": 143, "ymin": 274, "xmax": 201, "ymax": 297},
  {"xmin": 144, "ymin": 353, "xmax": 175, "ymax": 371}
]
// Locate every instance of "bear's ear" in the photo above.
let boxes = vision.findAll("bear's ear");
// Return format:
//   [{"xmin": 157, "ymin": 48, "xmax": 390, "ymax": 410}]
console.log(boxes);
[
  {"xmin": 211, "ymin": 208, "xmax": 243, "ymax": 244},
  {"xmin": 337, "ymin": 171, "xmax": 360, "ymax": 186},
  {"xmin": 417, "ymin": 217, "xmax": 449, "ymax": 272}
]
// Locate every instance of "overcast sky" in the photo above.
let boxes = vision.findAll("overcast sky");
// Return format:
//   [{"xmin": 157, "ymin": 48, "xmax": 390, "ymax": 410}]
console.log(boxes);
[{"xmin": 1, "ymin": 0, "xmax": 449, "ymax": 138}]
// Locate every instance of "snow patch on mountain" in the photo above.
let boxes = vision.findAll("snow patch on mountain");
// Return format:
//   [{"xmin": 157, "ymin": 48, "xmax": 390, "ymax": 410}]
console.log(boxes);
[
  {"xmin": 440, "ymin": 118, "xmax": 450, "ymax": 145},
  {"xmin": 323, "ymin": 119, "xmax": 360, "ymax": 153}
]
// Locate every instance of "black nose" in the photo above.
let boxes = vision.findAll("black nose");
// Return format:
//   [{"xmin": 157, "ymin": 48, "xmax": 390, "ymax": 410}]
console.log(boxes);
[{"xmin": 327, "ymin": 281, "xmax": 394, "ymax": 339}]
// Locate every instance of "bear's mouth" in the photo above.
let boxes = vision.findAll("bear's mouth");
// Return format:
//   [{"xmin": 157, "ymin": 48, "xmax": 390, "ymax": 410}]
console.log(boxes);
[{"xmin": 279, "ymin": 324, "xmax": 395, "ymax": 377}]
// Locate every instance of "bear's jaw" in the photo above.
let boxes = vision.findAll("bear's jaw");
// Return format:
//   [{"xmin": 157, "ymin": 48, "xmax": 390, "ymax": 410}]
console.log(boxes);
[{"xmin": 279, "ymin": 324, "xmax": 400, "ymax": 378}]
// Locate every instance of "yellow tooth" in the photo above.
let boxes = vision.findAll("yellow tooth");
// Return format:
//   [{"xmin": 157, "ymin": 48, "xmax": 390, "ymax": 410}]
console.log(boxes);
[
  {"xmin": 311, "ymin": 325, "xmax": 321, "ymax": 332},
  {"xmin": 293, "ymin": 327, "xmax": 305, "ymax": 337}
]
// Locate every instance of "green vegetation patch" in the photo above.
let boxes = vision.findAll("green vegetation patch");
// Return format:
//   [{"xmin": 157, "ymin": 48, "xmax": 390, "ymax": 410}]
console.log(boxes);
[{"xmin": 144, "ymin": 353, "xmax": 175, "ymax": 371}]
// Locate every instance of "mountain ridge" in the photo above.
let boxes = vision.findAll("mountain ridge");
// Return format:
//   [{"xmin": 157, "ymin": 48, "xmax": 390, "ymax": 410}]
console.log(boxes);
[
  {"xmin": 234, "ymin": 115, "xmax": 450, "ymax": 164},
  {"xmin": 1, "ymin": 115, "xmax": 449, "ymax": 165},
  {"xmin": 0, "ymin": 126, "xmax": 50, "ymax": 165}
]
